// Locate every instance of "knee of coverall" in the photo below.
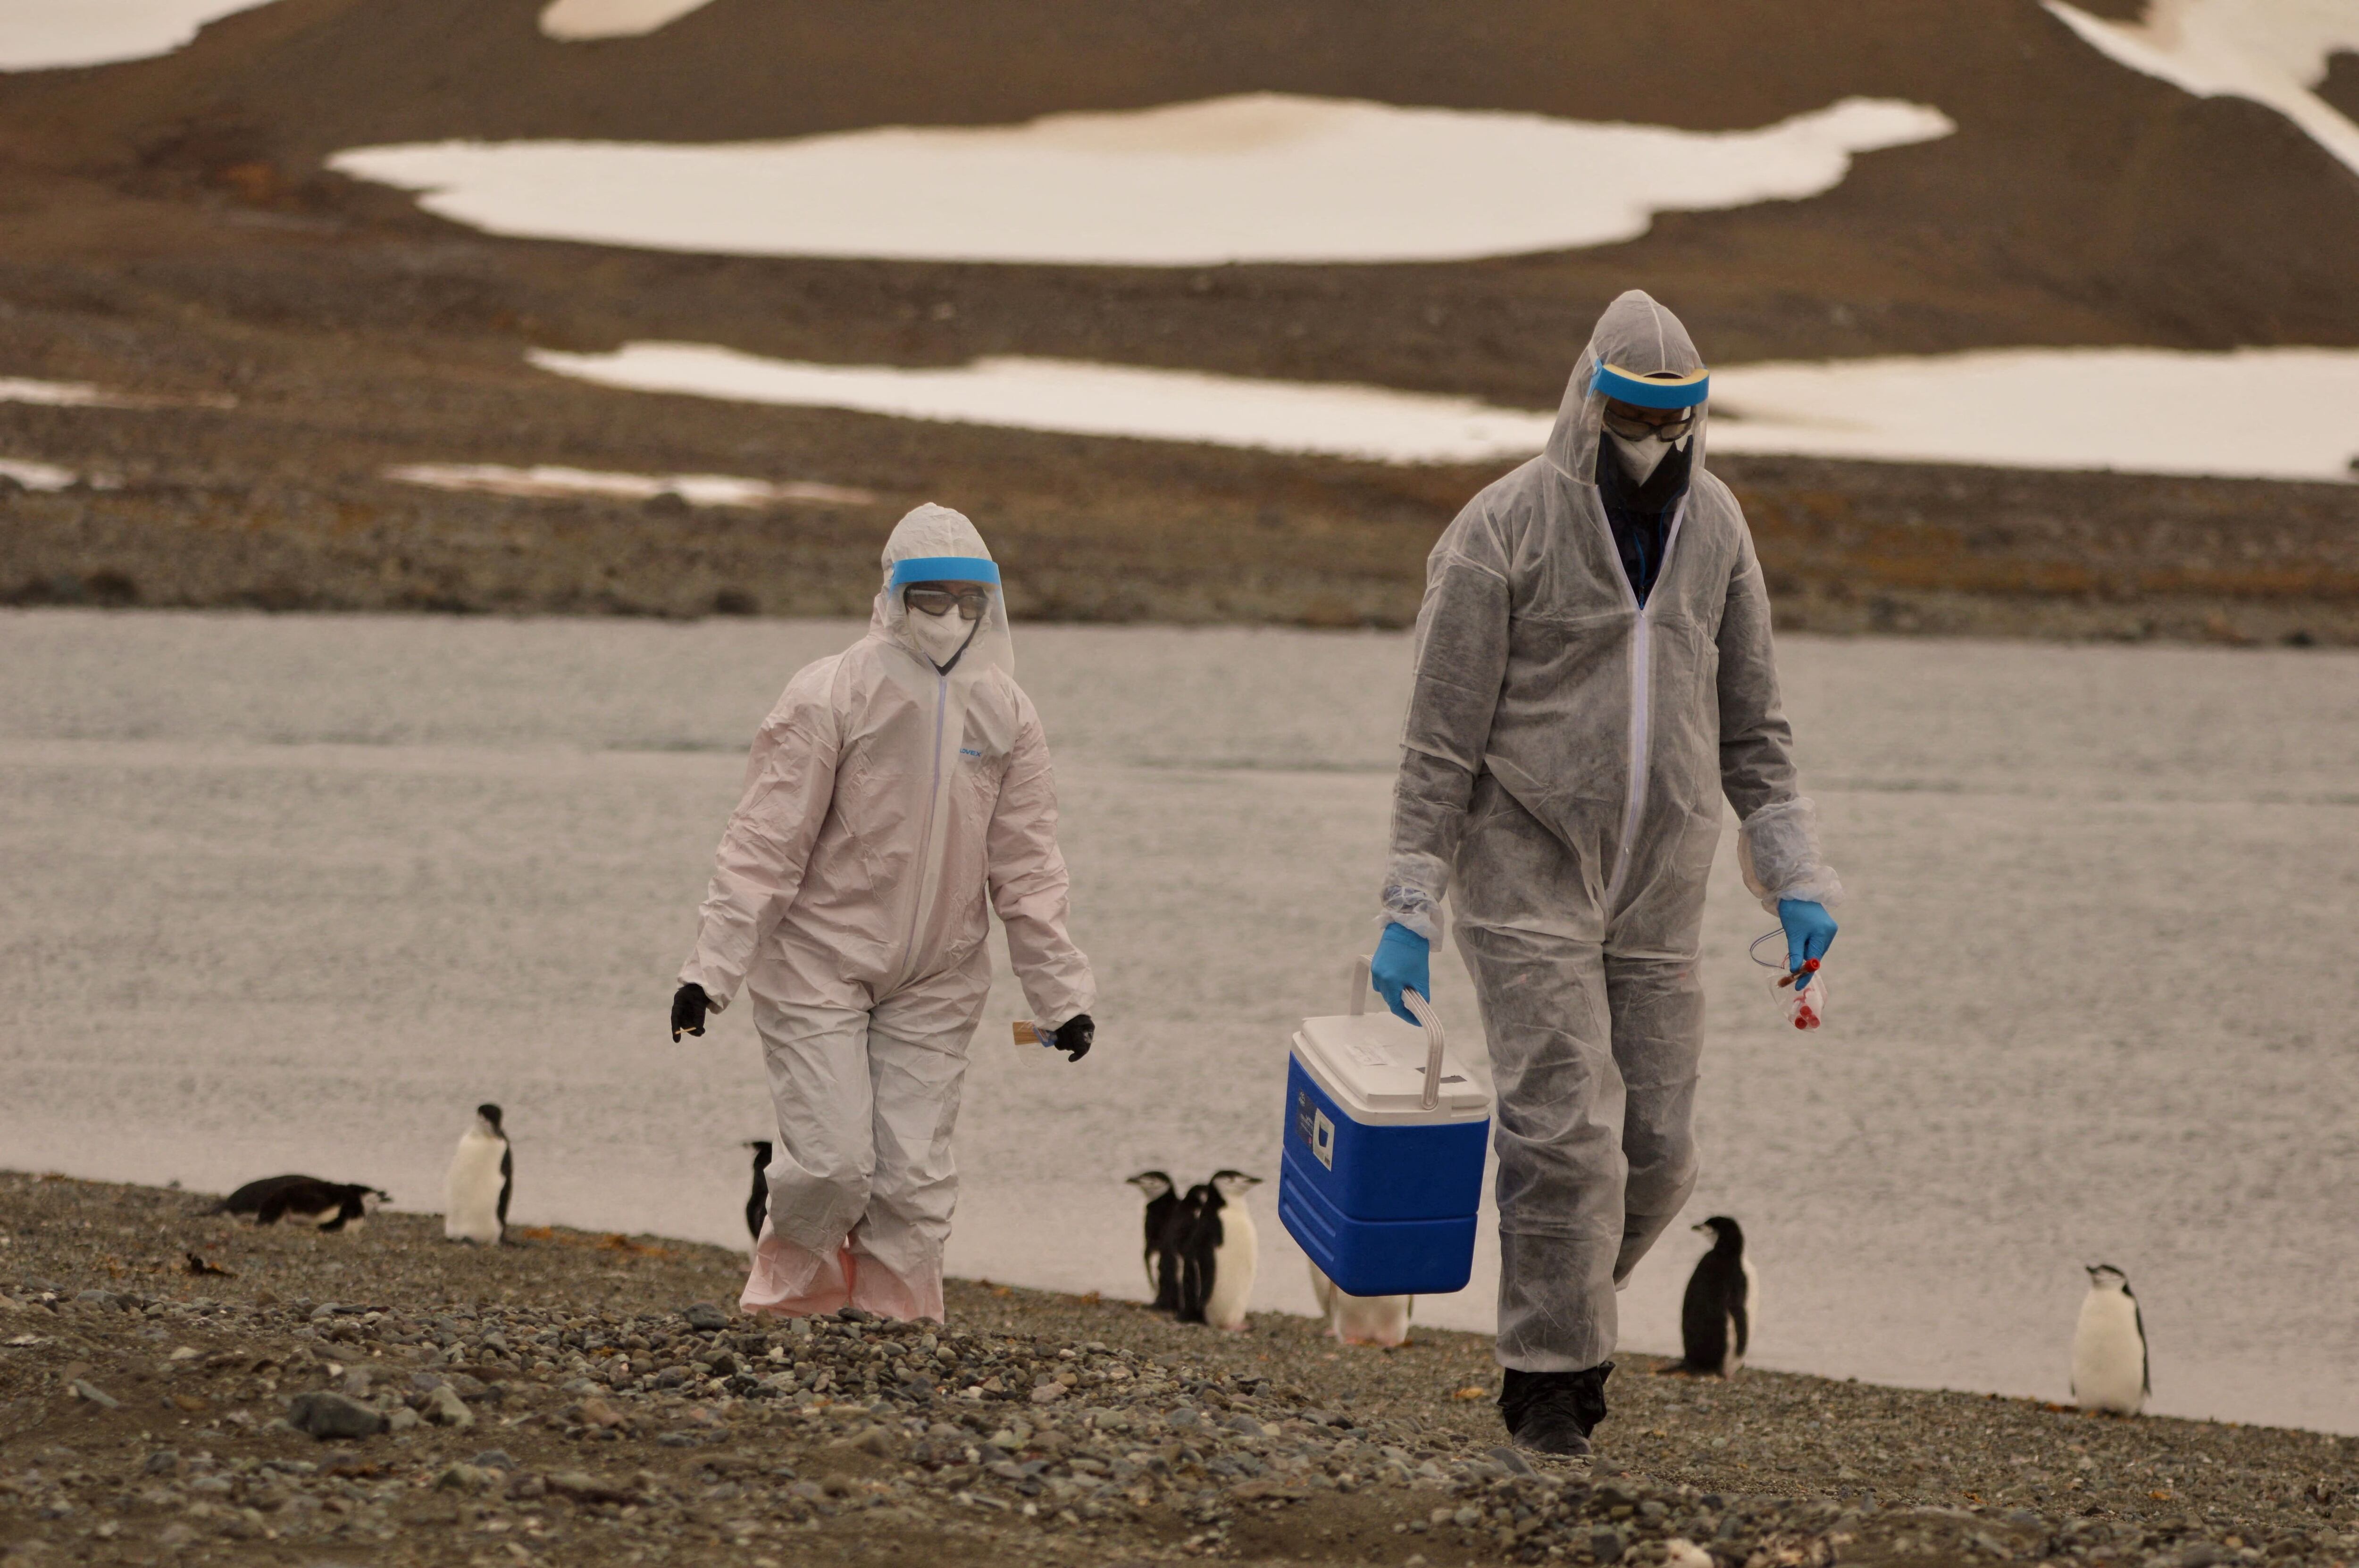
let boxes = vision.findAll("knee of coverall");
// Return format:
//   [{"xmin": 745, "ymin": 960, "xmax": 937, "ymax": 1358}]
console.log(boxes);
[{"xmin": 1604, "ymin": 955, "xmax": 1705, "ymax": 1221}]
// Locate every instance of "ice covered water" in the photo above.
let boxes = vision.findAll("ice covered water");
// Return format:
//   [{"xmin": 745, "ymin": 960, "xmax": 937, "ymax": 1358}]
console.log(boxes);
[{"xmin": 2, "ymin": 610, "xmax": 2355, "ymax": 1432}]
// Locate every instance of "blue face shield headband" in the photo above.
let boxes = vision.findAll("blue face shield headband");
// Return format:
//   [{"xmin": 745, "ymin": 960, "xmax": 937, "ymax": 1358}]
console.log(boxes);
[
  {"xmin": 887, "ymin": 556, "xmax": 1001, "ymax": 591},
  {"xmin": 1590, "ymin": 363, "xmax": 1710, "ymax": 409}
]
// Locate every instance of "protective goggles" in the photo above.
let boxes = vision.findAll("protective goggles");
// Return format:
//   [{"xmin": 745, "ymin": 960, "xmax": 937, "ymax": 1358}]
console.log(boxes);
[
  {"xmin": 903, "ymin": 584, "xmax": 992, "ymax": 620},
  {"xmin": 1599, "ymin": 401, "xmax": 1697, "ymax": 443},
  {"xmin": 1592, "ymin": 360, "xmax": 1708, "ymax": 442}
]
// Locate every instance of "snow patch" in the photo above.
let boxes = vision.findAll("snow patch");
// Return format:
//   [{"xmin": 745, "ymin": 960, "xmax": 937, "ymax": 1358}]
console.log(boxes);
[
  {"xmin": 527, "ymin": 344, "xmax": 1559, "ymax": 466},
  {"xmin": 384, "ymin": 462, "xmax": 876, "ymax": 508},
  {"xmin": 2045, "ymin": 0, "xmax": 2359, "ymax": 178},
  {"xmin": 0, "ymin": 459, "xmax": 81, "ymax": 492},
  {"xmin": 531, "ymin": 339, "xmax": 2359, "ymax": 482},
  {"xmin": 0, "ymin": 375, "xmax": 234, "ymax": 411},
  {"xmin": 330, "ymin": 92, "xmax": 1955, "ymax": 266},
  {"xmin": 0, "ymin": 0, "xmax": 276, "ymax": 71},
  {"xmin": 538, "ymin": 0, "xmax": 716, "ymax": 42},
  {"xmin": 1709, "ymin": 347, "xmax": 2359, "ymax": 483}
]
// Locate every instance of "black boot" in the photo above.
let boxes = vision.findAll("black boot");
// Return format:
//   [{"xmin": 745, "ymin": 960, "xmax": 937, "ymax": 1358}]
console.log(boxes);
[{"xmin": 1499, "ymin": 1363, "xmax": 1612, "ymax": 1457}]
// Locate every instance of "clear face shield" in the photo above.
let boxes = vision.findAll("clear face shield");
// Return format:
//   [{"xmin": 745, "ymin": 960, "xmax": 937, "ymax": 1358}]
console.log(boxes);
[
  {"xmin": 900, "ymin": 580, "xmax": 990, "ymax": 667},
  {"xmin": 1592, "ymin": 362, "xmax": 1709, "ymax": 484},
  {"xmin": 885, "ymin": 550, "xmax": 1004, "ymax": 673}
]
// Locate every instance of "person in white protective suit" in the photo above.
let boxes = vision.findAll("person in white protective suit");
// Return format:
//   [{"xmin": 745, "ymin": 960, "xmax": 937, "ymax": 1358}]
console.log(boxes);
[
  {"xmin": 1369, "ymin": 291, "xmax": 1842, "ymax": 1456},
  {"xmin": 669, "ymin": 504, "xmax": 1096, "ymax": 1324}
]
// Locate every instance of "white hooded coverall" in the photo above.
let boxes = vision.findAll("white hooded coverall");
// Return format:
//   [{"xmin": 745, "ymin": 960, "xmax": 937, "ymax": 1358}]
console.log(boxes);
[
  {"xmin": 1383, "ymin": 292, "xmax": 1839, "ymax": 1373},
  {"xmin": 680, "ymin": 504, "xmax": 1095, "ymax": 1323}
]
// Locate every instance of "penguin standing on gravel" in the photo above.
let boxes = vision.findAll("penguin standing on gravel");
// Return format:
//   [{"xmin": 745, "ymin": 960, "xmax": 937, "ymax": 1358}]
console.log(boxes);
[
  {"xmin": 1672, "ymin": 1216, "xmax": 1756, "ymax": 1376},
  {"xmin": 2072, "ymin": 1264, "xmax": 2149, "ymax": 1415},
  {"xmin": 1126, "ymin": 1170, "xmax": 1186, "ymax": 1312},
  {"xmin": 744, "ymin": 1141, "xmax": 772, "ymax": 1242},
  {"xmin": 443, "ymin": 1103, "xmax": 511, "ymax": 1245},
  {"xmin": 1308, "ymin": 1261, "xmax": 1414, "ymax": 1347},
  {"xmin": 1193, "ymin": 1170, "xmax": 1261, "ymax": 1332}
]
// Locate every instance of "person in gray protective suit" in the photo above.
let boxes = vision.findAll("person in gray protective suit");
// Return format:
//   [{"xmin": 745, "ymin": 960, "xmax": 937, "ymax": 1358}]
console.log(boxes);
[{"xmin": 1368, "ymin": 290, "xmax": 1842, "ymax": 1456}]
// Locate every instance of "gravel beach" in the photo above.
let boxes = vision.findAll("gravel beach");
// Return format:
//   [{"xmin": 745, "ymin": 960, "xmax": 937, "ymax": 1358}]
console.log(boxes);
[{"xmin": 3, "ymin": 1172, "xmax": 2353, "ymax": 1567}]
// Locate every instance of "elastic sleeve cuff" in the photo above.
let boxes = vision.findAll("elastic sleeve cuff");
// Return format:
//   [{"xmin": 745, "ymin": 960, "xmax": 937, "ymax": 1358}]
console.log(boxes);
[
  {"xmin": 1737, "ymin": 797, "xmax": 1845, "ymax": 915},
  {"xmin": 1379, "ymin": 884, "xmax": 1446, "ymax": 944}
]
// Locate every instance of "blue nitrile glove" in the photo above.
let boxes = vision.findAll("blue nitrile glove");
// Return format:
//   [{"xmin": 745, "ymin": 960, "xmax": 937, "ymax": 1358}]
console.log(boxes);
[
  {"xmin": 1778, "ymin": 899, "xmax": 1838, "ymax": 990},
  {"xmin": 1371, "ymin": 923, "xmax": 1431, "ymax": 1024}
]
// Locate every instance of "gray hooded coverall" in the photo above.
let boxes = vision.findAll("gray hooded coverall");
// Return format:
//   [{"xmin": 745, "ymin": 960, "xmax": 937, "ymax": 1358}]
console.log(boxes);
[{"xmin": 1382, "ymin": 291, "xmax": 1839, "ymax": 1372}]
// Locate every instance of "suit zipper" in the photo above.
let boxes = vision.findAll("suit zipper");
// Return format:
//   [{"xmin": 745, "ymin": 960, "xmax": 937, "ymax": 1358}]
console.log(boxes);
[
  {"xmin": 1604, "ymin": 497, "xmax": 1687, "ymax": 909},
  {"xmin": 895, "ymin": 668, "xmax": 949, "ymax": 987}
]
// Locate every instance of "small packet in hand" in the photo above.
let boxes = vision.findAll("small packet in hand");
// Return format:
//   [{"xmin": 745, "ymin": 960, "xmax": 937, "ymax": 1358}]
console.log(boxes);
[{"xmin": 1771, "ymin": 966, "xmax": 1831, "ymax": 1031}]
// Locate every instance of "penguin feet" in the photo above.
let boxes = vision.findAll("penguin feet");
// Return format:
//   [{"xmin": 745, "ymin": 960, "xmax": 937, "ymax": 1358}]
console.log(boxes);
[{"xmin": 1499, "ymin": 1363, "xmax": 1613, "ymax": 1458}]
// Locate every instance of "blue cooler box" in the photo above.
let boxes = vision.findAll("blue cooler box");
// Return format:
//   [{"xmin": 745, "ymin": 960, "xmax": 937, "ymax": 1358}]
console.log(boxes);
[{"xmin": 1278, "ymin": 976, "xmax": 1491, "ymax": 1297}]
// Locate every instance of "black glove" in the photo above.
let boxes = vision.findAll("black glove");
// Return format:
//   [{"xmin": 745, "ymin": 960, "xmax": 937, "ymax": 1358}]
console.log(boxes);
[
  {"xmin": 1044, "ymin": 1013, "xmax": 1094, "ymax": 1063},
  {"xmin": 671, "ymin": 983, "xmax": 711, "ymax": 1042}
]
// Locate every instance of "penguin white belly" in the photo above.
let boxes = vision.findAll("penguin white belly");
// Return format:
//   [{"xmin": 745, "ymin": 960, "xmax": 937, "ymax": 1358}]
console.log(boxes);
[
  {"xmin": 1330, "ymin": 1290, "xmax": 1414, "ymax": 1348},
  {"xmin": 1204, "ymin": 1203, "xmax": 1256, "ymax": 1331},
  {"xmin": 1307, "ymin": 1260, "xmax": 1336, "ymax": 1318},
  {"xmin": 2073, "ymin": 1291, "xmax": 2146, "ymax": 1413},
  {"xmin": 1725, "ymin": 1256, "xmax": 1759, "ymax": 1375},
  {"xmin": 444, "ymin": 1132, "xmax": 507, "ymax": 1243}
]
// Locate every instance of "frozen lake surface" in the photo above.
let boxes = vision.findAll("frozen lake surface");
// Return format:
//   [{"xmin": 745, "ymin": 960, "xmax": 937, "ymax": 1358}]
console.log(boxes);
[{"xmin": 3, "ymin": 611, "xmax": 2356, "ymax": 1433}]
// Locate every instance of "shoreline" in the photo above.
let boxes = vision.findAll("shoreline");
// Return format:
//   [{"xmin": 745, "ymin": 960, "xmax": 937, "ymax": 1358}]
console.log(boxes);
[{"xmin": 4, "ymin": 1172, "xmax": 2355, "ymax": 1567}]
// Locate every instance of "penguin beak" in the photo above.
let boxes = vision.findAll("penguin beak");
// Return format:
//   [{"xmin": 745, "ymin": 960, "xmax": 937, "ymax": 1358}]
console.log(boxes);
[{"xmin": 1692, "ymin": 1222, "xmax": 1710, "ymax": 1235}]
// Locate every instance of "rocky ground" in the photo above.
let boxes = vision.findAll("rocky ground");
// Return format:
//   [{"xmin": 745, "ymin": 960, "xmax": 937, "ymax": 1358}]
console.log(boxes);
[{"xmin": 3, "ymin": 1173, "xmax": 2354, "ymax": 1568}]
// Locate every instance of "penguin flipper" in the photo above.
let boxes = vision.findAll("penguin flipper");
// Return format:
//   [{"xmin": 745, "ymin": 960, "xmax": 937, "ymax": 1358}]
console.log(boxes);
[
  {"xmin": 497, "ymin": 1147, "xmax": 514, "ymax": 1230},
  {"xmin": 2135, "ymin": 1299, "xmax": 2150, "ymax": 1396}
]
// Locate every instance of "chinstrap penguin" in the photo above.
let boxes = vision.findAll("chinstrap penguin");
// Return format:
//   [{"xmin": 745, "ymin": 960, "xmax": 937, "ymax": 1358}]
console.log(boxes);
[
  {"xmin": 1308, "ymin": 1261, "xmax": 1414, "ymax": 1347},
  {"xmin": 745, "ymin": 1140, "xmax": 772, "ymax": 1242},
  {"xmin": 2072, "ymin": 1263, "xmax": 2149, "ymax": 1415},
  {"xmin": 1126, "ymin": 1170, "xmax": 1186, "ymax": 1313},
  {"xmin": 1671, "ymin": 1216, "xmax": 1756, "ymax": 1376},
  {"xmin": 443, "ymin": 1103, "xmax": 512, "ymax": 1244},
  {"xmin": 1196, "ymin": 1170, "xmax": 1261, "ymax": 1332},
  {"xmin": 217, "ymin": 1176, "xmax": 387, "ymax": 1232},
  {"xmin": 1173, "ymin": 1184, "xmax": 1213, "ymax": 1323}
]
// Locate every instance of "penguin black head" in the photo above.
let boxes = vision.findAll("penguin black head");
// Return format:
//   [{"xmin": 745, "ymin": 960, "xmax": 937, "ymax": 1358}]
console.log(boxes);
[
  {"xmin": 1209, "ymin": 1169, "xmax": 1261, "ymax": 1198},
  {"xmin": 2086, "ymin": 1263, "xmax": 2132, "ymax": 1293},
  {"xmin": 1692, "ymin": 1215, "xmax": 1744, "ymax": 1253},
  {"xmin": 476, "ymin": 1104, "xmax": 505, "ymax": 1133},
  {"xmin": 1127, "ymin": 1171, "xmax": 1175, "ymax": 1201}
]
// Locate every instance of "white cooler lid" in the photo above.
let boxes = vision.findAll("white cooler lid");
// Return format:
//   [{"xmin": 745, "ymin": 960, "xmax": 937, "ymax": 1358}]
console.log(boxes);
[{"xmin": 1293, "ymin": 1011, "xmax": 1490, "ymax": 1125}]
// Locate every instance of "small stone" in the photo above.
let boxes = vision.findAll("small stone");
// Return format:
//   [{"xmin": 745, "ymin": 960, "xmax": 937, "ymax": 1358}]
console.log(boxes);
[
  {"xmin": 435, "ymin": 1463, "xmax": 493, "ymax": 1493},
  {"xmin": 143, "ymin": 1450, "xmax": 181, "ymax": 1476},
  {"xmin": 385, "ymin": 1406, "xmax": 421, "ymax": 1433},
  {"xmin": 288, "ymin": 1390, "xmax": 386, "ymax": 1441},
  {"xmin": 471, "ymin": 1449, "xmax": 517, "ymax": 1471},
  {"xmin": 70, "ymin": 1378, "xmax": 120, "ymax": 1410},
  {"xmin": 683, "ymin": 1302, "xmax": 730, "ymax": 1332},
  {"xmin": 1486, "ymin": 1444, "xmax": 1534, "ymax": 1476},
  {"xmin": 576, "ymin": 1397, "xmax": 627, "ymax": 1429},
  {"xmin": 1030, "ymin": 1383, "xmax": 1066, "ymax": 1405},
  {"xmin": 425, "ymin": 1385, "xmax": 476, "ymax": 1429}
]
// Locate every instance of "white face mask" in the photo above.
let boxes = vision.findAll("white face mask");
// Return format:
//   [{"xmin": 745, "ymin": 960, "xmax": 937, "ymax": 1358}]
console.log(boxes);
[
  {"xmin": 905, "ymin": 604, "xmax": 978, "ymax": 668},
  {"xmin": 1608, "ymin": 428, "xmax": 1689, "ymax": 485}
]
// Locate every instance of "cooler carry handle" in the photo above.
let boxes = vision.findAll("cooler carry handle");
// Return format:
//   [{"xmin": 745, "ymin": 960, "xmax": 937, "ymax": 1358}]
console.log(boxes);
[{"xmin": 1349, "ymin": 955, "xmax": 1448, "ymax": 1112}]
